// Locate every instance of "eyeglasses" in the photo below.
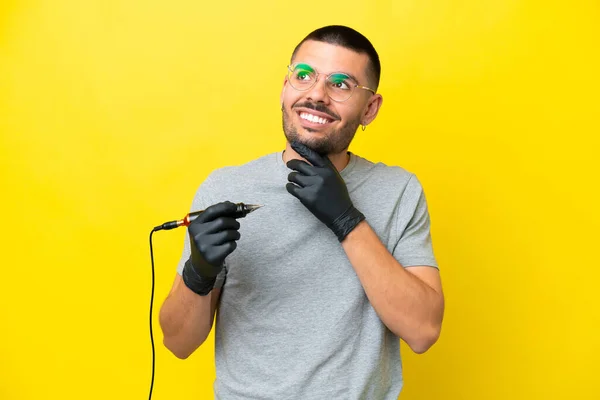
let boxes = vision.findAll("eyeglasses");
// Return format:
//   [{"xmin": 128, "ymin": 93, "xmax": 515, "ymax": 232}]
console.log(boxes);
[{"xmin": 287, "ymin": 62, "xmax": 376, "ymax": 102}]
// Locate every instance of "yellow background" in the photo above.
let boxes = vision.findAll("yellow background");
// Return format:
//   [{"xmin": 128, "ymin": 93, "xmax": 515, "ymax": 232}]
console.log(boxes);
[{"xmin": 1, "ymin": 0, "xmax": 598, "ymax": 399}]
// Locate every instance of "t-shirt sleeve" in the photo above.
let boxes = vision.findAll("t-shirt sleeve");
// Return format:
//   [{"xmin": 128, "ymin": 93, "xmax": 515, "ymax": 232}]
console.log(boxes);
[
  {"xmin": 175, "ymin": 176, "xmax": 228, "ymax": 289},
  {"xmin": 391, "ymin": 174, "xmax": 438, "ymax": 269}
]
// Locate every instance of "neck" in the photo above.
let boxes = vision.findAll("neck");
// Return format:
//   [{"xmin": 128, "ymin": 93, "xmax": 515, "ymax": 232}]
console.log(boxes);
[{"xmin": 282, "ymin": 142, "xmax": 350, "ymax": 172}]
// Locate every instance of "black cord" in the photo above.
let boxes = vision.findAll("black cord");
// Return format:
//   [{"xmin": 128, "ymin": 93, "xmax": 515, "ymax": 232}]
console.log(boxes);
[{"xmin": 149, "ymin": 228, "xmax": 158, "ymax": 400}]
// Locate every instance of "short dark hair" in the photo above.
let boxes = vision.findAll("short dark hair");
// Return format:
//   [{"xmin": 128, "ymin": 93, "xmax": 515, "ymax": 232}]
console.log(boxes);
[{"xmin": 290, "ymin": 25, "xmax": 381, "ymax": 90}]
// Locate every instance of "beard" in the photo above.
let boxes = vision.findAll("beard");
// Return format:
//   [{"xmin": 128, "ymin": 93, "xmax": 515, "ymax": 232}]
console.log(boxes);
[{"xmin": 282, "ymin": 102, "xmax": 362, "ymax": 156}]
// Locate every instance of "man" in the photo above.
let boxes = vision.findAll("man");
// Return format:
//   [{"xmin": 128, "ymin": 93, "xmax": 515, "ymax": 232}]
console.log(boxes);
[{"xmin": 159, "ymin": 25, "xmax": 444, "ymax": 399}]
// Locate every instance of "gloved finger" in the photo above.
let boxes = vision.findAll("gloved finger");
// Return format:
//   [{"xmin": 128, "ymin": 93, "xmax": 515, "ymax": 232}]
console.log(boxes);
[
  {"xmin": 195, "ymin": 201, "xmax": 239, "ymax": 223},
  {"xmin": 290, "ymin": 140, "xmax": 333, "ymax": 169},
  {"xmin": 201, "ymin": 217, "xmax": 241, "ymax": 234},
  {"xmin": 213, "ymin": 241, "xmax": 238, "ymax": 259},
  {"xmin": 285, "ymin": 181, "xmax": 302, "ymax": 199},
  {"xmin": 287, "ymin": 171, "xmax": 314, "ymax": 187},
  {"xmin": 286, "ymin": 159, "xmax": 317, "ymax": 175},
  {"xmin": 206, "ymin": 229, "xmax": 241, "ymax": 246},
  {"xmin": 203, "ymin": 241, "xmax": 238, "ymax": 267}
]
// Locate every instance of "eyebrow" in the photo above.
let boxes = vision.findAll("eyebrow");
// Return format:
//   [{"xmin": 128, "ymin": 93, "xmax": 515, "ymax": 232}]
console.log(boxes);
[{"xmin": 295, "ymin": 62, "xmax": 360, "ymax": 84}]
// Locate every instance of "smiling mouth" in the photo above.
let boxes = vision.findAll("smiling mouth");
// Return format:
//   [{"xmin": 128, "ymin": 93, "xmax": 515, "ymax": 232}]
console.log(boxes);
[{"xmin": 297, "ymin": 111, "xmax": 334, "ymax": 125}]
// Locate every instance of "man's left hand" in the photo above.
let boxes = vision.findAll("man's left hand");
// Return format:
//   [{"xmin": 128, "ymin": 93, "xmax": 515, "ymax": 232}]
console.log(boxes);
[{"xmin": 286, "ymin": 141, "xmax": 365, "ymax": 242}]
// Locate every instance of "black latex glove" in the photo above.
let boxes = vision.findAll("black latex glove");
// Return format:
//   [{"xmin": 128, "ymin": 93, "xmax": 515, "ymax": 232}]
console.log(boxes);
[
  {"xmin": 286, "ymin": 141, "xmax": 365, "ymax": 242},
  {"xmin": 182, "ymin": 201, "xmax": 241, "ymax": 295}
]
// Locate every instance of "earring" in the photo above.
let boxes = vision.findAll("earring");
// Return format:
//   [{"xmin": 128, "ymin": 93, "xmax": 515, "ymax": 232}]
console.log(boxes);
[{"xmin": 361, "ymin": 124, "xmax": 367, "ymax": 131}]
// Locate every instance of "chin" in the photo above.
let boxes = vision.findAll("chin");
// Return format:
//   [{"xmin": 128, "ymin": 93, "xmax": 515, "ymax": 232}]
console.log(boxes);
[
  {"xmin": 298, "ymin": 138, "xmax": 334, "ymax": 155},
  {"xmin": 283, "ymin": 119, "xmax": 336, "ymax": 154}
]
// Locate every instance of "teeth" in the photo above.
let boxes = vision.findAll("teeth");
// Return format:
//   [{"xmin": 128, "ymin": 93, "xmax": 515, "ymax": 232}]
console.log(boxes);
[{"xmin": 300, "ymin": 112, "xmax": 330, "ymax": 125}]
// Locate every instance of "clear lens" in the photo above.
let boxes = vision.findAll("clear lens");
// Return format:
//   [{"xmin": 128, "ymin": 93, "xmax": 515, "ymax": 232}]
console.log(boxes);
[
  {"xmin": 288, "ymin": 64, "xmax": 317, "ymax": 91},
  {"xmin": 326, "ymin": 73, "xmax": 355, "ymax": 102}
]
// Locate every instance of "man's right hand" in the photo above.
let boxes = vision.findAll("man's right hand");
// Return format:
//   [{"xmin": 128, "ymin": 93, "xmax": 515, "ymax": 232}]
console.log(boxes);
[{"xmin": 187, "ymin": 201, "xmax": 242, "ymax": 278}]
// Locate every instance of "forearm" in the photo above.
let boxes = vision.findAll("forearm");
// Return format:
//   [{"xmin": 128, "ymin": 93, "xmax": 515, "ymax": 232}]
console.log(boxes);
[
  {"xmin": 159, "ymin": 276, "xmax": 216, "ymax": 359},
  {"xmin": 342, "ymin": 221, "xmax": 444, "ymax": 353}
]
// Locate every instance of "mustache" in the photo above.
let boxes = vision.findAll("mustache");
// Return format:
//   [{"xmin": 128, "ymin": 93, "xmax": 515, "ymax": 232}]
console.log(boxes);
[{"xmin": 292, "ymin": 102, "xmax": 340, "ymax": 120}]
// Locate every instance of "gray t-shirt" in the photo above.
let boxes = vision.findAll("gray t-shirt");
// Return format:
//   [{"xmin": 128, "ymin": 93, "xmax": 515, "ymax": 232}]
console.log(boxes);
[{"xmin": 176, "ymin": 150, "xmax": 438, "ymax": 399}]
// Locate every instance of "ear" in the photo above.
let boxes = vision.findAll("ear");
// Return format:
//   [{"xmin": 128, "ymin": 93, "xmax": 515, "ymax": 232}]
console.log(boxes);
[
  {"xmin": 361, "ymin": 94, "xmax": 383, "ymax": 126},
  {"xmin": 280, "ymin": 77, "xmax": 288, "ymax": 107}
]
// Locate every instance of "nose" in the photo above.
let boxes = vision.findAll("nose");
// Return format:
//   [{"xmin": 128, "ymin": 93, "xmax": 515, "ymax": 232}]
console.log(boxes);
[{"xmin": 305, "ymin": 75, "xmax": 330, "ymax": 104}]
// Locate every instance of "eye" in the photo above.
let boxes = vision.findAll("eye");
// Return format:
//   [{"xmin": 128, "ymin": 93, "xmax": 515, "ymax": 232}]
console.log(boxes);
[
  {"xmin": 296, "ymin": 70, "xmax": 312, "ymax": 81},
  {"xmin": 291, "ymin": 63, "xmax": 316, "ymax": 83},
  {"xmin": 328, "ymin": 74, "xmax": 353, "ymax": 90}
]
